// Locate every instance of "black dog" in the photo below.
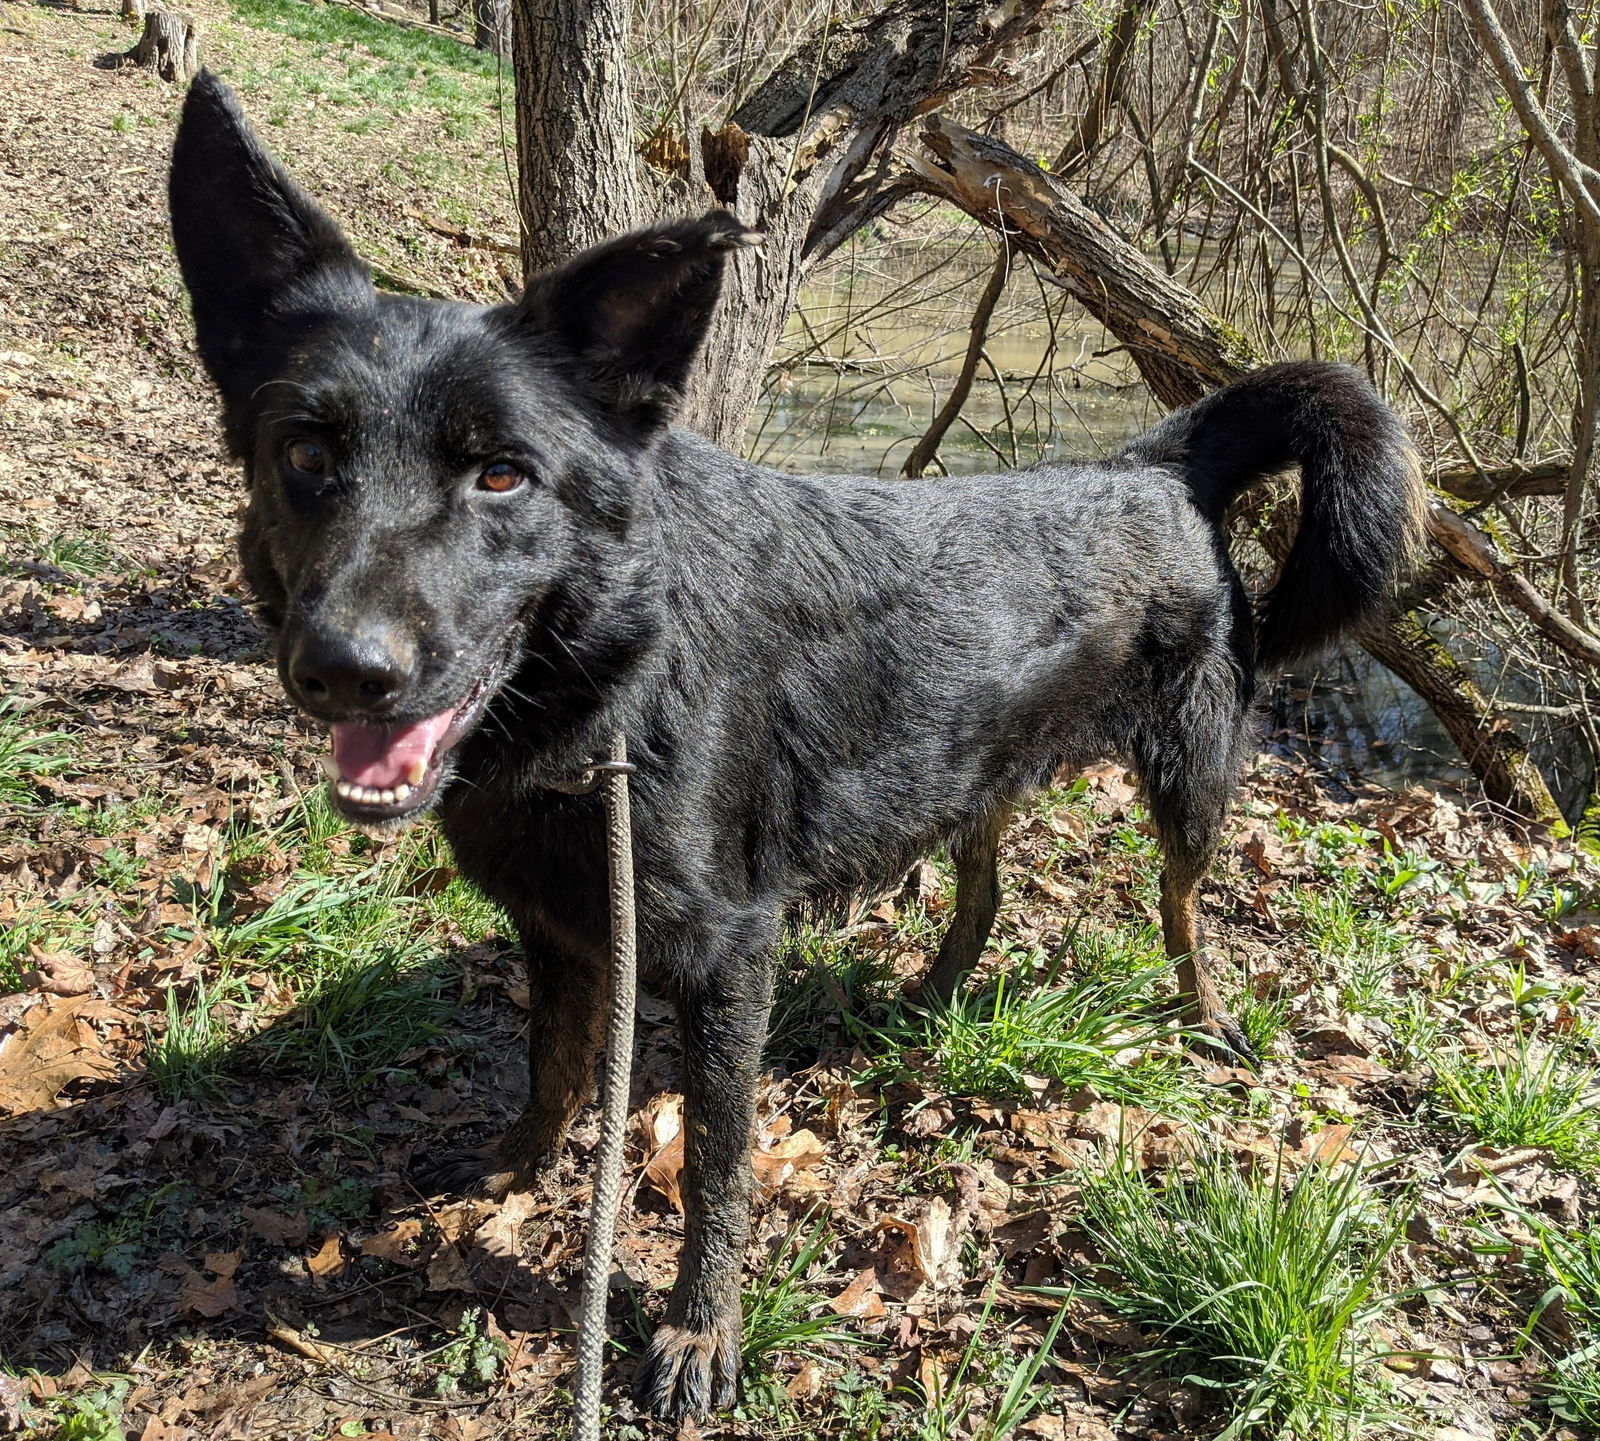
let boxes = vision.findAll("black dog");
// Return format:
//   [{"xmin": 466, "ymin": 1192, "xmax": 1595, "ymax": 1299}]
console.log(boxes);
[{"xmin": 168, "ymin": 71, "xmax": 1422, "ymax": 1420}]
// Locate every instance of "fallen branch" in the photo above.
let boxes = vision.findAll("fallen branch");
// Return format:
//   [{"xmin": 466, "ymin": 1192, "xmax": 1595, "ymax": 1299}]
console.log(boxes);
[
  {"xmin": 1432, "ymin": 456, "xmax": 1569, "ymax": 503},
  {"xmin": 1427, "ymin": 504, "xmax": 1600, "ymax": 669}
]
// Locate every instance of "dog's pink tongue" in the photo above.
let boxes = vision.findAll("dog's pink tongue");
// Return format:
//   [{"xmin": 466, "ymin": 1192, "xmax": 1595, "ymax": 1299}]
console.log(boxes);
[{"xmin": 331, "ymin": 711, "xmax": 456, "ymax": 789}]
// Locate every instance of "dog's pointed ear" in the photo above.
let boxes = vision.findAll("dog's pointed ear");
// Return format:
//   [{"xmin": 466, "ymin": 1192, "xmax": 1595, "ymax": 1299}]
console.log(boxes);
[
  {"xmin": 514, "ymin": 211, "xmax": 762, "ymax": 433},
  {"xmin": 169, "ymin": 70, "xmax": 374, "ymax": 406}
]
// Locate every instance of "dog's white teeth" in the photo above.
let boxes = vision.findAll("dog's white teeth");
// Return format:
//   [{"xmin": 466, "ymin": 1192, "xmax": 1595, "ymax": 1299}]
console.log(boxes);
[
  {"xmin": 336, "ymin": 780, "xmax": 355, "ymax": 799},
  {"xmin": 394, "ymin": 783, "xmax": 413, "ymax": 801},
  {"xmin": 379, "ymin": 788, "xmax": 396, "ymax": 804},
  {"xmin": 405, "ymin": 759, "xmax": 427, "ymax": 786},
  {"xmin": 319, "ymin": 757, "xmax": 342, "ymax": 782}
]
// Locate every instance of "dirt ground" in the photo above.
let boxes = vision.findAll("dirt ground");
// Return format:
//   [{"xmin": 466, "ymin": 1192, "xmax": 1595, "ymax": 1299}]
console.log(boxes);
[{"xmin": 3, "ymin": 4, "xmax": 1600, "ymax": 1439}]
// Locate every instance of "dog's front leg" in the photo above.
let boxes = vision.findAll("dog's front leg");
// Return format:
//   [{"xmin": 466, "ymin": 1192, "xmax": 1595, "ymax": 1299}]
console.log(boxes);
[{"xmin": 637, "ymin": 963, "xmax": 772, "ymax": 1420}]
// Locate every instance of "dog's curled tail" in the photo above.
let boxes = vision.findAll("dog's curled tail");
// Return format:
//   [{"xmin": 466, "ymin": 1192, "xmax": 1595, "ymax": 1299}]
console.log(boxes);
[{"xmin": 1122, "ymin": 360, "xmax": 1425, "ymax": 672}]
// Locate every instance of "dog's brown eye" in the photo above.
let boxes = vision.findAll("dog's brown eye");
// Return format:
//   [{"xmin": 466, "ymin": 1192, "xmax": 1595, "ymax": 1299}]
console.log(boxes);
[
  {"xmin": 478, "ymin": 462, "xmax": 524, "ymax": 493},
  {"xmin": 286, "ymin": 439, "xmax": 326, "ymax": 476}
]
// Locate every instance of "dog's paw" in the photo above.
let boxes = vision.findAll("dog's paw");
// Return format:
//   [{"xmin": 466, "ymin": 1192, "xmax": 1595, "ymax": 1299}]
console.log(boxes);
[
  {"xmin": 635, "ymin": 1319, "xmax": 739, "ymax": 1421},
  {"xmin": 410, "ymin": 1144, "xmax": 498, "ymax": 1198}
]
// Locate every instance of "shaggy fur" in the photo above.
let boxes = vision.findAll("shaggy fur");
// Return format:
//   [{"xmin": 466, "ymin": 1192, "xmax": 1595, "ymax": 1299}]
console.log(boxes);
[{"xmin": 169, "ymin": 70, "xmax": 1423, "ymax": 1421}]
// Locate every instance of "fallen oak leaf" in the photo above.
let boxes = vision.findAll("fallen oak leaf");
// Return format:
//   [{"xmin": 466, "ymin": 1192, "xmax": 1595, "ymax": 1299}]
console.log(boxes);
[
  {"xmin": 304, "ymin": 1235, "xmax": 345, "ymax": 1281},
  {"xmin": 752, "ymin": 1127, "xmax": 826, "ymax": 1202},
  {"xmin": 159, "ymin": 1254, "xmax": 239, "ymax": 1318},
  {"xmin": 830, "ymin": 1267, "xmax": 886, "ymax": 1319},
  {"xmin": 359, "ymin": 1219, "xmax": 423, "ymax": 1265},
  {"xmin": 241, "ymin": 1206, "xmax": 307, "ymax": 1247},
  {"xmin": 0, "ymin": 997, "xmax": 119, "ymax": 1114}
]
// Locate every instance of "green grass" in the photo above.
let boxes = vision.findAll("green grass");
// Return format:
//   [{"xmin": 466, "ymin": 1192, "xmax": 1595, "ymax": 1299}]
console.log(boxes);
[
  {"xmin": 768, "ymin": 925, "xmax": 895, "ymax": 1061},
  {"xmin": 146, "ymin": 971, "xmax": 239, "ymax": 1100},
  {"xmin": 145, "ymin": 796, "xmax": 475, "ymax": 1097},
  {"xmin": 1067, "ymin": 1145, "xmax": 1405, "ymax": 1439},
  {"xmin": 23, "ymin": 528, "xmax": 128, "ymax": 579},
  {"xmin": 1431, "ymin": 1034, "xmax": 1600, "ymax": 1171},
  {"xmin": 0, "ymin": 692, "xmax": 72, "ymax": 807},
  {"xmin": 1232, "ymin": 980, "xmax": 1292, "ymax": 1060},
  {"xmin": 741, "ymin": 1214, "xmax": 866, "ymax": 1377},
  {"xmin": 859, "ymin": 945, "xmax": 1194, "ymax": 1112},
  {"xmin": 905, "ymin": 1287, "xmax": 1069, "ymax": 1441},
  {"xmin": 0, "ymin": 901, "xmax": 93, "ymax": 993},
  {"xmin": 221, "ymin": 0, "xmax": 508, "ymax": 137},
  {"xmin": 1479, "ymin": 1202, "xmax": 1600, "ymax": 1428}
]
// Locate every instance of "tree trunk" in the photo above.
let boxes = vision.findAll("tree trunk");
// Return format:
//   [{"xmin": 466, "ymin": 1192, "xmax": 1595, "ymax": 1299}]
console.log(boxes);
[
  {"xmin": 1359, "ymin": 615, "xmax": 1564, "ymax": 825},
  {"xmin": 127, "ymin": 7, "xmax": 199, "ymax": 81},
  {"xmin": 510, "ymin": 0, "xmax": 643, "ymax": 278},
  {"xmin": 911, "ymin": 112, "xmax": 1566, "ymax": 824},
  {"xmin": 472, "ymin": 0, "xmax": 509, "ymax": 58}
]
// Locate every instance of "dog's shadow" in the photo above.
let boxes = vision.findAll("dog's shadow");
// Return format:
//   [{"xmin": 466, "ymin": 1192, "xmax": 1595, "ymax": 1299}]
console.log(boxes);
[{"xmin": 0, "ymin": 941, "xmax": 686, "ymax": 1409}]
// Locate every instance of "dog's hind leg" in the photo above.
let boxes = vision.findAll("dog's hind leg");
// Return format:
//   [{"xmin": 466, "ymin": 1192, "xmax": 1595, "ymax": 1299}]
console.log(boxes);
[
  {"xmin": 1135, "ymin": 670, "xmax": 1257, "ymax": 1064},
  {"xmin": 638, "ymin": 953, "xmax": 775, "ymax": 1421},
  {"xmin": 923, "ymin": 805, "xmax": 1008, "ymax": 1003}
]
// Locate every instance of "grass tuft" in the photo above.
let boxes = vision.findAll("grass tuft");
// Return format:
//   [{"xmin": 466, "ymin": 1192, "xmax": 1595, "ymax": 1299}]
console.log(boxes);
[
  {"xmin": 860, "ymin": 948, "xmax": 1193, "ymax": 1112},
  {"xmin": 1431, "ymin": 1034, "xmax": 1600, "ymax": 1171},
  {"xmin": 0, "ymin": 692, "xmax": 72, "ymax": 806},
  {"xmin": 1068, "ymin": 1143, "xmax": 1405, "ymax": 1439}
]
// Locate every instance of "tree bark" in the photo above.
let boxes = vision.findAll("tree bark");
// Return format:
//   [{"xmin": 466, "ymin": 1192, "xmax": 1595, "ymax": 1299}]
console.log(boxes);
[
  {"xmin": 510, "ymin": 0, "xmax": 642, "ymax": 278},
  {"xmin": 126, "ymin": 8, "xmax": 199, "ymax": 81},
  {"xmin": 910, "ymin": 112, "xmax": 1566, "ymax": 823}
]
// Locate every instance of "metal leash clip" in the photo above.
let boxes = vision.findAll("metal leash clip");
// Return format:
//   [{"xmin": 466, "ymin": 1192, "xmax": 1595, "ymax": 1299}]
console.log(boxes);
[{"xmin": 537, "ymin": 757, "xmax": 638, "ymax": 796}]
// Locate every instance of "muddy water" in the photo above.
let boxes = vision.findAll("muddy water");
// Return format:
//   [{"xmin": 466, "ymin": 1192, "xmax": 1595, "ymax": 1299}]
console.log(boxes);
[{"xmin": 747, "ymin": 244, "xmax": 1589, "ymax": 814}]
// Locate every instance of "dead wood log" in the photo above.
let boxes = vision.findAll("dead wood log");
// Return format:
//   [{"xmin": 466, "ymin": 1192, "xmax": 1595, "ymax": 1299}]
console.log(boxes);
[
  {"xmin": 910, "ymin": 112, "xmax": 1566, "ymax": 824},
  {"xmin": 910, "ymin": 113, "xmax": 1257, "ymax": 407},
  {"xmin": 127, "ymin": 7, "xmax": 199, "ymax": 81}
]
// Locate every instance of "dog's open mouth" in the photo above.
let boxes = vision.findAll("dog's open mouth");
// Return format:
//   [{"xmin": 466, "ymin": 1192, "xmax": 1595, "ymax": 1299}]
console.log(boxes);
[{"xmin": 319, "ymin": 663, "xmax": 503, "ymax": 822}]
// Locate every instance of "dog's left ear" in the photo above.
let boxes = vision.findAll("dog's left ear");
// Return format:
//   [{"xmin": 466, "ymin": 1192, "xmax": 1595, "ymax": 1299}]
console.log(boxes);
[
  {"xmin": 169, "ymin": 70, "xmax": 375, "ymax": 410},
  {"xmin": 514, "ymin": 211, "xmax": 761, "ymax": 433}
]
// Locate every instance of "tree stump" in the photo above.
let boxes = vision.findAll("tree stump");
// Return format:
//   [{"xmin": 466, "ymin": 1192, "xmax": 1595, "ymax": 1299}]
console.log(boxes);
[{"xmin": 128, "ymin": 8, "xmax": 200, "ymax": 82}]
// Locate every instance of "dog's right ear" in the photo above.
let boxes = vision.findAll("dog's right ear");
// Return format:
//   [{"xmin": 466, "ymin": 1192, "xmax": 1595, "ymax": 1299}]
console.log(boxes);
[
  {"xmin": 513, "ymin": 211, "xmax": 761, "ymax": 435},
  {"xmin": 169, "ymin": 70, "xmax": 373, "ymax": 408}
]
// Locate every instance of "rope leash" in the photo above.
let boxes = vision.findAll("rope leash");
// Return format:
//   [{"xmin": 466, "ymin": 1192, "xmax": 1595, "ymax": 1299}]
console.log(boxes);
[{"xmin": 570, "ymin": 735, "xmax": 638, "ymax": 1441}]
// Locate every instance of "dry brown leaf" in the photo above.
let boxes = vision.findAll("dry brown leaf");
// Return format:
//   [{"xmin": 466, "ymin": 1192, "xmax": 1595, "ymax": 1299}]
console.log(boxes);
[
  {"xmin": 304, "ymin": 1234, "xmax": 345, "ymax": 1280},
  {"xmin": 160, "ymin": 1256, "xmax": 239, "ymax": 1318},
  {"xmin": 644, "ymin": 1131, "xmax": 686, "ymax": 1214},
  {"xmin": 830, "ymin": 1266, "xmax": 885, "ymax": 1318},
  {"xmin": 752, "ymin": 1127, "xmax": 825, "ymax": 1201},
  {"xmin": 475, "ymin": 1190, "xmax": 535, "ymax": 1259},
  {"xmin": 242, "ymin": 1206, "xmax": 307, "ymax": 1247},
  {"xmin": 425, "ymin": 1243, "xmax": 476, "ymax": 1294},
  {"xmin": 203, "ymin": 1250, "xmax": 241, "ymax": 1280},
  {"xmin": 0, "ymin": 997, "xmax": 118, "ymax": 1114},
  {"xmin": 22, "ymin": 951, "xmax": 95, "ymax": 996},
  {"xmin": 359, "ymin": 1219, "xmax": 423, "ymax": 1265}
]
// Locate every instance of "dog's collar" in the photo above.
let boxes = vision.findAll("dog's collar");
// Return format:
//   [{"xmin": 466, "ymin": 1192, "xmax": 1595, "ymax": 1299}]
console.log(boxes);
[{"xmin": 532, "ymin": 756, "xmax": 637, "ymax": 796}]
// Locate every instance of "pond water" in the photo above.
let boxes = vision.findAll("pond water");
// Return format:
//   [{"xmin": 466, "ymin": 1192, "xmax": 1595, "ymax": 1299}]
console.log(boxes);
[{"xmin": 746, "ymin": 241, "xmax": 1589, "ymax": 817}]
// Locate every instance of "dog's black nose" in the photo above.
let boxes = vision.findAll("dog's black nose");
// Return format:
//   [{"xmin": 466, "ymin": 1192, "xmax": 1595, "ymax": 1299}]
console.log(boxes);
[{"xmin": 290, "ymin": 628, "xmax": 411, "ymax": 715}]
